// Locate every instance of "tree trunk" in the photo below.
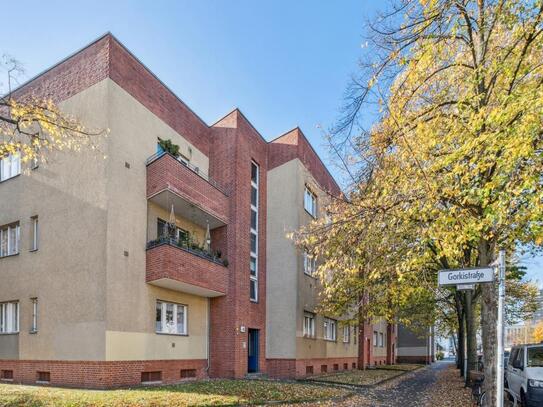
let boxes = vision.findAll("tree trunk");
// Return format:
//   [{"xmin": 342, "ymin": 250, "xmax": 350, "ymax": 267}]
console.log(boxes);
[
  {"xmin": 465, "ymin": 290, "xmax": 478, "ymax": 384},
  {"xmin": 480, "ymin": 241, "xmax": 498, "ymax": 407}
]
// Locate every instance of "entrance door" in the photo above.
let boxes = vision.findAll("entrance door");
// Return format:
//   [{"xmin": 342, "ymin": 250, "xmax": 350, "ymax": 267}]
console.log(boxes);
[{"xmin": 248, "ymin": 329, "xmax": 259, "ymax": 373}]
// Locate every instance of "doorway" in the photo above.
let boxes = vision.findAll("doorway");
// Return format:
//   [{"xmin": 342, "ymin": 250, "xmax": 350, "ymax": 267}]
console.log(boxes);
[{"xmin": 248, "ymin": 329, "xmax": 259, "ymax": 373}]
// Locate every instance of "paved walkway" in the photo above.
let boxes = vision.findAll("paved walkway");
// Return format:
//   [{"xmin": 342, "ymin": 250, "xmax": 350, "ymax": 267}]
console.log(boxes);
[
  {"xmin": 302, "ymin": 361, "xmax": 470, "ymax": 407},
  {"xmin": 360, "ymin": 362, "xmax": 452, "ymax": 406}
]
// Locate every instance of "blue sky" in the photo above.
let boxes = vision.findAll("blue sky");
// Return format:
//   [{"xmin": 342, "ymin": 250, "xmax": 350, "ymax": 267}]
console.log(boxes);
[{"xmin": 2, "ymin": 0, "xmax": 541, "ymax": 284}]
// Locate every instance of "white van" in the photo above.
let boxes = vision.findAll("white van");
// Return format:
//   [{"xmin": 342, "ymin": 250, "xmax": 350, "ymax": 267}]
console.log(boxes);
[{"xmin": 506, "ymin": 343, "xmax": 543, "ymax": 406}]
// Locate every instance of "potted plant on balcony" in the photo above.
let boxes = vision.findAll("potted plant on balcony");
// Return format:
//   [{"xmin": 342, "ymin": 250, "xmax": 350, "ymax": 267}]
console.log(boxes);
[{"xmin": 158, "ymin": 138, "xmax": 180, "ymax": 157}]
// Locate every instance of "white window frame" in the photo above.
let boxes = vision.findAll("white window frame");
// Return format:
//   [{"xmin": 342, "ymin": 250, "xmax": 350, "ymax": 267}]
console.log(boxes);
[
  {"xmin": 0, "ymin": 152, "xmax": 21, "ymax": 182},
  {"xmin": 343, "ymin": 325, "xmax": 350, "ymax": 343},
  {"xmin": 249, "ymin": 161, "xmax": 259, "ymax": 302},
  {"xmin": 0, "ymin": 223, "xmax": 20, "ymax": 257},
  {"xmin": 155, "ymin": 300, "xmax": 187, "ymax": 335},
  {"xmin": 304, "ymin": 186, "xmax": 317, "ymax": 218},
  {"xmin": 303, "ymin": 312, "xmax": 315, "ymax": 338},
  {"xmin": 30, "ymin": 216, "xmax": 39, "ymax": 251},
  {"xmin": 323, "ymin": 317, "xmax": 337, "ymax": 341},
  {"xmin": 373, "ymin": 331, "xmax": 378, "ymax": 346},
  {"xmin": 0, "ymin": 301, "xmax": 19, "ymax": 334},
  {"xmin": 379, "ymin": 332, "xmax": 384, "ymax": 347},
  {"xmin": 30, "ymin": 298, "xmax": 38, "ymax": 333},
  {"xmin": 303, "ymin": 251, "xmax": 317, "ymax": 276}
]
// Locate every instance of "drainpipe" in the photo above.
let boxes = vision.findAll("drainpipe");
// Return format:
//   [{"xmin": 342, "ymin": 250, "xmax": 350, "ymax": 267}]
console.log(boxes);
[{"xmin": 205, "ymin": 298, "xmax": 211, "ymax": 375}]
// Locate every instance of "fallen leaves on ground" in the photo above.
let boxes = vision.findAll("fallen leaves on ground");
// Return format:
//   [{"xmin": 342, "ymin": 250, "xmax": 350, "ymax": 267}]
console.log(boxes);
[
  {"xmin": 0, "ymin": 379, "xmax": 349, "ymax": 406},
  {"xmin": 308, "ymin": 368, "xmax": 404, "ymax": 386}
]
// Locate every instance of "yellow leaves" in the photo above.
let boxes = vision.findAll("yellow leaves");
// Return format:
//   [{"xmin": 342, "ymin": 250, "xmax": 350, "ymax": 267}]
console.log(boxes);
[{"xmin": 1, "ymin": 96, "xmax": 105, "ymax": 166}]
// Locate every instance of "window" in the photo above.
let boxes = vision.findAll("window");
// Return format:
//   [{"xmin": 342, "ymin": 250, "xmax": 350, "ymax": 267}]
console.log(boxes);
[
  {"xmin": 379, "ymin": 332, "xmax": 384, "ymax": 347},
  {"xmin": 30, "ymin": 216, "xmax": 39, "ymax": 251},
  {"xmin": 354, "ymin": 325, "xmax": 358, "ymax": 345},
  {"xmin": 36, "ymin": 371, "xmax": 50, "ymax": 383},
  {"xmin": 249, "ymin": 161, "xmax": 259, "ymax": 302},
  {"xmin": 343, "ymin": 325, "xmax": 350, "ymax": 343},
  {"xmin": 304, "ymin": 186, "xmax": 317, "ymax": 217},
  {"xmin": 0, "ymin": 152, "xmax": 21, "ymax": 182},
  {"xmin": 527, "ymin": 346, "xmax": 543, "ymax": 367},
  {"xmin": 0, "ymin": 223, "xmax": 20, "ymax": 257},
  {"xmin": 157, "ymin": 218, "xmax": 188, "ymax": 244},
  {"xmin": 180, "ymin": 369, "xmax": 196, "ymax": 378},
  {"xmin": 141, "ymin": 371, "xmax": 162, "ymax": 383},
  {"xmin": 303, "ymin": 251, "xmax": 317, "ymax": 276},
  {"xmin": 0, "ymin": 370, "xmax": 13, "ymax": 381},
  {"xmin": 373, "ymin": 331, "xmax": 378, "ymax": 346},
  {"xmin": 155, "ymin": 301, "xmax": 187, "ymax": 335},
  {"xmin": 30, "ymin": 298, "xmax": 38, "ymax": 333},
  {"xmin": 0, "ymin": 301, "xmax": 19, "ymax": 333},
  {"xmin": 323, "ymin": 318, "xmax": 337, "ymax": 341},
  {"xmin": 303, "ymin": 312, "xmax": 315, "ymax": 338}
]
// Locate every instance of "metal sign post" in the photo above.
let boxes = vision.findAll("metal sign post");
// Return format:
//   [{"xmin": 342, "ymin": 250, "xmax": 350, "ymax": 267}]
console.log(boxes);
[{"xmin": 496, "ymin": 250, "xmax": 506, "ymax": 407}]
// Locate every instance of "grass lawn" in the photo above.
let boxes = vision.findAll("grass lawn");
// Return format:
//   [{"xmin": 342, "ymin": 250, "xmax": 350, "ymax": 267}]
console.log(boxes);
[
  {"xmin": 307, "ymin": 367, "xmax": 410, "ymax": 387},
  {"xmin": 0, "ymin": 379, "xmax": 350, "ymax": 407}
]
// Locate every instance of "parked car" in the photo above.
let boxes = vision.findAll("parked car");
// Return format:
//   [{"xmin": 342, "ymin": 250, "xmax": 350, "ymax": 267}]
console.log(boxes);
[{"xmin": 505, "ymin": 343, "xmax": 543, "ymax": 406}]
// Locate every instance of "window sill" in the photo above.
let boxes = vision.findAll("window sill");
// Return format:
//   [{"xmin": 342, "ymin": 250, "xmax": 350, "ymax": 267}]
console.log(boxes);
[
  {"xmin": 155, "ymin": 332, "xmax": 188, "ymax": 337},
  {"xmin": 250, "ymin": 299, "xmax": 258, "ymax": 304},
  {"xmin": 0, "ymin": 253, "xmax": 20, "ymax": 259},
  {"xmin": 0, "ymin": 332, "xmax": 19, "ymax": 336},
  {"xmin": 0, "ymin": 173, "xmax": 21, "ymax": 184},
  {"xmin": 323, "ymin": 338, "xmax": 337, "ymax": 342},
  {"xmin": 29, "ymin": 330, "xmax": 38, "ymax": 335},
  {"xmin": 303, "ymin": 272, "xmax": 316, "ymax": 278},
  {"xmin": 303, "ymin": 335, "xmax": 317, "ymax": 340},
  {"xmin": 29, "ymin": 249, "xmax": 38, "ymax": 253},
  {"xmin": 304, "ymin": 208, "xmax": 317, "ymax": 219}
]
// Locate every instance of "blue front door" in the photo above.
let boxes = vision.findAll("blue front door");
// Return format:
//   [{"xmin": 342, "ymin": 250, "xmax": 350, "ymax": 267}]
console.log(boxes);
[{"xmin": 248, "ymin": 329, "xmax": 259, "ymax": 373}]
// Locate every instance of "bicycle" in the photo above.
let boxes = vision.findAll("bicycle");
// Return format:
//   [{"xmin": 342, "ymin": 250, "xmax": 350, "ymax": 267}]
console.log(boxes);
[{"xmin": 471, "ymin": 376, "xmax": 486, "ymax": 406}]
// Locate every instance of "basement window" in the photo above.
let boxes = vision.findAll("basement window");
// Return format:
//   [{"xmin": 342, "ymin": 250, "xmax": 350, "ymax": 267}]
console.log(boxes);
[
  {"xmin": 36, "ymin": 371, "xmax": 50, "ymax": 383},
  {"xmin": 0, "ymin": 370, "xmax": 13, "ymax": 381},
  {"xmin": 141, "ymin": 371, "xmax": 162, "ymax": 383},
  {"xmin": 180, "ymin": 369, "xmax": 196, "ymax": 379}
]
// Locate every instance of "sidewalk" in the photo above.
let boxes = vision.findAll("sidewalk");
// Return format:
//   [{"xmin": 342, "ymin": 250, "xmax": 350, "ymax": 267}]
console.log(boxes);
[{"xmin": 298, "ymin": 361, "xmax": 472, "ymax": 406}]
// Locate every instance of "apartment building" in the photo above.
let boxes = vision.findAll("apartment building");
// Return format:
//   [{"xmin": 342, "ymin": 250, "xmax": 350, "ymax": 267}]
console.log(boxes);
[
  {"xmin": 0, "ymin": 33, "xmax": 396, "ymax": 388},
  {"xmin": 396, "ymin": 324, "xmax": 435, "ymax": 364}
]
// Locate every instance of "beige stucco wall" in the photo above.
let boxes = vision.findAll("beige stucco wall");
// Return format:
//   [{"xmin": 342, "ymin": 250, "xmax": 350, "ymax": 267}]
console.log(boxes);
[
  {"xmin": 266, "ymin": 158, "xmax": 357, "ymax": 361},
  {"xmin": 266, "ymin": 160, "xmax": 299, "ymax": 359},
  {"xmin": 103, "ymin": 79, "xmax": 209, "ymax": 360},
  {"xmin": 0, "ymin": 78, "xmax": 210, "ymax": 361},
  {"xmin": 0, "ymin": 80, "xmax": 110, "ymax": 360},
  {"xmin": 372, "ymin": 319, "xmax": 388, "ymax": 357}
]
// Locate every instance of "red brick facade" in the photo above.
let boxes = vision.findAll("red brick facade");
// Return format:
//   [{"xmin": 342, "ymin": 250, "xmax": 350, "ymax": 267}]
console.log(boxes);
[
  {"xmin": 146, "ymin": 243, "xmax": 228, "ymax": 295},
  {"xmin": 146, "ymin": 153, "xmax": 229, "ymax": 225},
  {"xmin": 0, "ymin": 359, "xmax": 206, "ymax": 389},
  {"xmin": 4, "ymin": 33, "xmax": 400, "ymax": 388}
]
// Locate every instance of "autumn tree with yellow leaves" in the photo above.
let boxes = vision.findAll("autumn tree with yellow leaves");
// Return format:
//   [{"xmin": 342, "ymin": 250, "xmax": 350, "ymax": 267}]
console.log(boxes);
[
  {"xmin": 296, "ymin": 1, "xmax": 543, "ymax": 405},
  {"xmin": 0, "ymin": 55, "xmax": 104, "ymax": 168}
]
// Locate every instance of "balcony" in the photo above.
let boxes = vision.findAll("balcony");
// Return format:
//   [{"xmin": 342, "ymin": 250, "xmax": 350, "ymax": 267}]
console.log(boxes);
[
  {"xmin": 146, "ymin": 152, "xmax": 228, "ymax": 229},
  {"xmin": 146, "ymin": 238, "xmax": 228, "ymax": 297}
]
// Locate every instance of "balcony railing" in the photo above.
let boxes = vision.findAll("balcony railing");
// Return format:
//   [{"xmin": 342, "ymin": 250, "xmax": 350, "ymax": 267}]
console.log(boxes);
[
  {"xmin": 146, "ymin": 151, "xmax": 227, "ymax": 195},
  {"xmin": 146, "ymin": 236, "xmax": 227, "ymax": 267}
]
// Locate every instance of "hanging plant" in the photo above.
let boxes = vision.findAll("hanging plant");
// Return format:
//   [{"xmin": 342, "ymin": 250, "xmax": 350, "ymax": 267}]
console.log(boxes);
[{"xmin": 159, "ymin": 138, "xmax": 180, "ymax": 157}]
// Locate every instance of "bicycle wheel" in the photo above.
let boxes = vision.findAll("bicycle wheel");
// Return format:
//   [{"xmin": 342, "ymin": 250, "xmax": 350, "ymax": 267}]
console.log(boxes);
[{"xmin": 478, "ymin": 391, "xmax": 486, "ymax": 406}]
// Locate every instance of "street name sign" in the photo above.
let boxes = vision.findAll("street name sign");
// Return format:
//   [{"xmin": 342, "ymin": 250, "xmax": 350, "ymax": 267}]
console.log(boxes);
[
  {"xmin": 456, "ymin": 284, "xmax": 475, "ymax": 290},
  {"xmin": 438, "ymin": 267, "xmax": 494, "ymax": 286}
]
